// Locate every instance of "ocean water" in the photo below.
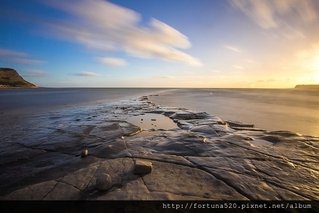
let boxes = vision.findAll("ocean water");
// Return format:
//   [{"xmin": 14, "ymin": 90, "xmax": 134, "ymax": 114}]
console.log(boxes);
[
  {"xmin": 0, "ymin": 88, "xmax": 166, "ymax": 115},
  {"xmin": 149, "ymin": 88, "xmax": 319, "ymax": 136},
  {"xmin": 1, "ymin": 88, "xmax": 319, "ymax": 137}
]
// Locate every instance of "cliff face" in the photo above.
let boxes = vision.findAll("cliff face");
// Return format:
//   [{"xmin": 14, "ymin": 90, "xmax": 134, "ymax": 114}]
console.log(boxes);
[{"xmin": 0, "ymin": 68, "xmax": 36, "ymax": 88}]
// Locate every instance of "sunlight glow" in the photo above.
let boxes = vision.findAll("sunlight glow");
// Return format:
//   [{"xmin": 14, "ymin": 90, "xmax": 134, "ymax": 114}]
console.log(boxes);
[{"xmin": 311, "ymin": 55, "xmax": 319, "ymax": 82}]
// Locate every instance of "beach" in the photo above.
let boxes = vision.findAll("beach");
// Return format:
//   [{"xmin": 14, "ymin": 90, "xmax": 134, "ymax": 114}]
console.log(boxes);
[{"xmin": 0, "ymin": 89, "xmax": 318, "ymax": 201}]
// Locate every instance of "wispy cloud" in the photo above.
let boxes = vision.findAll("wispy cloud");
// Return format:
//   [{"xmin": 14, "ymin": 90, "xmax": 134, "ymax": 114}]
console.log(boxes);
[
  {"xmin": 224, "ymin": 45, "xmax": 242, "ymax": 53},
  {"xmin": 156, "ymin": 75, "xmax": 175, "ymax": 79},
  {"xmin": 23, "ymin": 70, "xmax": 47, "ymax": 77},
  {"xmin": 230, "ymin": 0, "xmax": 318, "ymax": 40},
  {"xmin": 98, "ymin": 57, "xmax": 127, "ymax": 67},
  {"xmin": 280, "ymin": 24, "xmax": 306, "ymax": 40},
  {"xmin": 43, "ymin": 0, "xmax": 202, "ymax": 66},
  {"xmin": 231, "ymin": 0, "xmax": 317, "ymax": 29},
  {"xmin": 246, "ymin": 59, "xmax": 257, "ymax": 64},
  {"xmin": 232, "ymin": 65, "xmax": 245, "ymax": 70},
  {"xmin": 210, "ymin": 69, "xmax": 222, "ymax": 73},
  {"xmin": 0, "ymin": 48, "xmax": 43, "ymax": 64},
  {"xmin": 74, "ymin": 71, "xmax": 99, "ymax": 77},
  {"xmin": 256, "ymin": 78, "xmax": 277, "ymax": 83}
]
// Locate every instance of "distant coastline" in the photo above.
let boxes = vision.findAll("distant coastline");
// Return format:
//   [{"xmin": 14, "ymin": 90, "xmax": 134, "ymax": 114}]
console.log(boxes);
[{"xmin": 295, "ymin": 84, "xmax": 319, "ymax": 90}]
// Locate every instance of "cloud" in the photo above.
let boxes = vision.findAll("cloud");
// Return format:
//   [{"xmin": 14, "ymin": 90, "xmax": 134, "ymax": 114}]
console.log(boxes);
[
  {"xmin": 0, "ymin": 48, "xmax": 27, "ymax": 58},
  {"xmin": 156, "ymin": 75, "xmax": 174, "ymax": 79},
  {"xmin": 230, "ymin": 0, "xmax": 317, "ymax": 29},
  {"xmin": 256, "ymin": 78, "xmax": 277, "ymax": 83},
  {"xmin": 23, "ymin": 70, "xmax": 47, "ymax": 77},
  {"xmin": 0, "ymin": 48, "xmax": 43, "ymax": 64},
  {"xmin": 232, "ymin": 65, "xmax": 245, "ymax": 70},
  {"xmin": 43, "ymin": 0, "xmax": 202, "ymax": 66},
  {"xmin": 280, "ymin": 24, "xmax": 306, "ymax": 40},
  {"xmin": 98, "ymin": 57, "xmax": 127, "ymax": 67},
  {"xmin": 231, "ymin": 0, "xmax": 276, "ymax": 28},
  {"xmin": 224, "ymin": 45, "xmax": 242, "ymax": 53},
  {"xmin": 230, "ymin": 0, "xmax": 318, "ymax": 40},
  {"xmin": 210, "ymin": 69, "xmax": 222, "ymax": 73},
  {"xmin": 246, "ymin": 59, "xmax": 257, "ymax": 64},
  {"xmin": 74, "ymin": 71, "xmax": 99, "ymax": 77}
]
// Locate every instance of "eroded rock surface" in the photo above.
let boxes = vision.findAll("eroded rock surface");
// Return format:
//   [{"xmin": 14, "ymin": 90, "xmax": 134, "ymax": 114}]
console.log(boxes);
[{"xmin": 1, "ymin": 96, "xmax": 318, "ymax": 200}]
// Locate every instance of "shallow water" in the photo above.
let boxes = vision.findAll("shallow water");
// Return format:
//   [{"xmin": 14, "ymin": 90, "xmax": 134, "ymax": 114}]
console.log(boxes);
[
  {"xmin": 127, "ymin": 113, "xmax": 178, "ymax": 130},
  {"xmin": 150, "ymin": 89, "xmax": 319, "ymax": 136}
]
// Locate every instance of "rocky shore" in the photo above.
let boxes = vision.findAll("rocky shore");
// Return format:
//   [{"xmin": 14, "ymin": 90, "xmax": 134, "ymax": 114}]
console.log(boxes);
[{"xmin": 0, "ymin": 95, "xmax": 318, "ymax": 200}]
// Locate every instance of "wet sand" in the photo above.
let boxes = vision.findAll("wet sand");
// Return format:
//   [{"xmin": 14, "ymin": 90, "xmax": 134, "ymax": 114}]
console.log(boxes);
[{"xmin": 0, "ymin": 94, "xmax": 318, "ymax": 201}]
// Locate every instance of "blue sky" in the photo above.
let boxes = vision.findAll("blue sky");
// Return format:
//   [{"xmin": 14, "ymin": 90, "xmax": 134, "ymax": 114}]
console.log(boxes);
[{"xmin": 1, "ymin": 0, "xmax": 319, "ymax": 87}]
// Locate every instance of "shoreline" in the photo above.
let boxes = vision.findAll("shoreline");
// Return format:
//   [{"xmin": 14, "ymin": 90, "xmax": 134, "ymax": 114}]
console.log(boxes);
[{"xmin": 0, "ymin": 95, "xmax": 318, "ymax": 200}]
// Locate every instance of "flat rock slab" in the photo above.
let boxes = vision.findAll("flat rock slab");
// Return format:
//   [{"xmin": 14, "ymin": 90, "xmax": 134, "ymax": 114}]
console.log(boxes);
[{"xmin": 1, "ymin": 97, "xmax": 318, "ymax": 200}]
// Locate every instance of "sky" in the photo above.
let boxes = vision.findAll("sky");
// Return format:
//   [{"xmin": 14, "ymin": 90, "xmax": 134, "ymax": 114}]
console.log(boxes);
[{"xmin": 1, "ymin": 0, "xmax": 319, "ymax": 88}]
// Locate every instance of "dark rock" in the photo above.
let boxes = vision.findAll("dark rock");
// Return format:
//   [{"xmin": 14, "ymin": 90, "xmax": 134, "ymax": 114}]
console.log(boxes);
[
  {"xmin": 261, "ymin": 135, "xmax": 283, "ymax": 144},
  {"xmin": 227, "ymin": 120, "xmax": 254, "ymax": 128},
  {"xmin": 191, "ymin": 125, "xmax": 218, "ymax": 135},
  {"xmin": 139, "ymin": 96, "xmax": 149, "ymax": 101},
  {"xmin": 96, "ymin": 173, "xmax": 112, "ymax": 191},
  {"xmin": 81, "ymin": 149, "xmax": 88, "ymax": 158},
  {"xmin": 231, "ymin": 127, "xmax": 265, "ymax": 131},
  {"xmin": 170, "ymin": 111, "xmax": 209, "ymax": 120}
]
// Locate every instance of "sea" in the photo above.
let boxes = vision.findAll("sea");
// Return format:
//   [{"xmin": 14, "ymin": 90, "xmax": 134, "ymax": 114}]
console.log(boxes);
[
  {"xmin": 0, "ymin": 88, "xmax": 165, "ymax": 115},
  {"xmin": 150, "ymin": 88, "xmax": 319, "ymax": 137},
  {"xmin": 1, "ymin": 88, "xmax": 318, "ymax": 136}
]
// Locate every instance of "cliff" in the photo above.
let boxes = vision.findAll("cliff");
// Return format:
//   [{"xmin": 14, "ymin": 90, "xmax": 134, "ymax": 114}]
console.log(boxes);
[{"xmin": 0, "ymin": 68, "xmax": 36, "ymax": 88}]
